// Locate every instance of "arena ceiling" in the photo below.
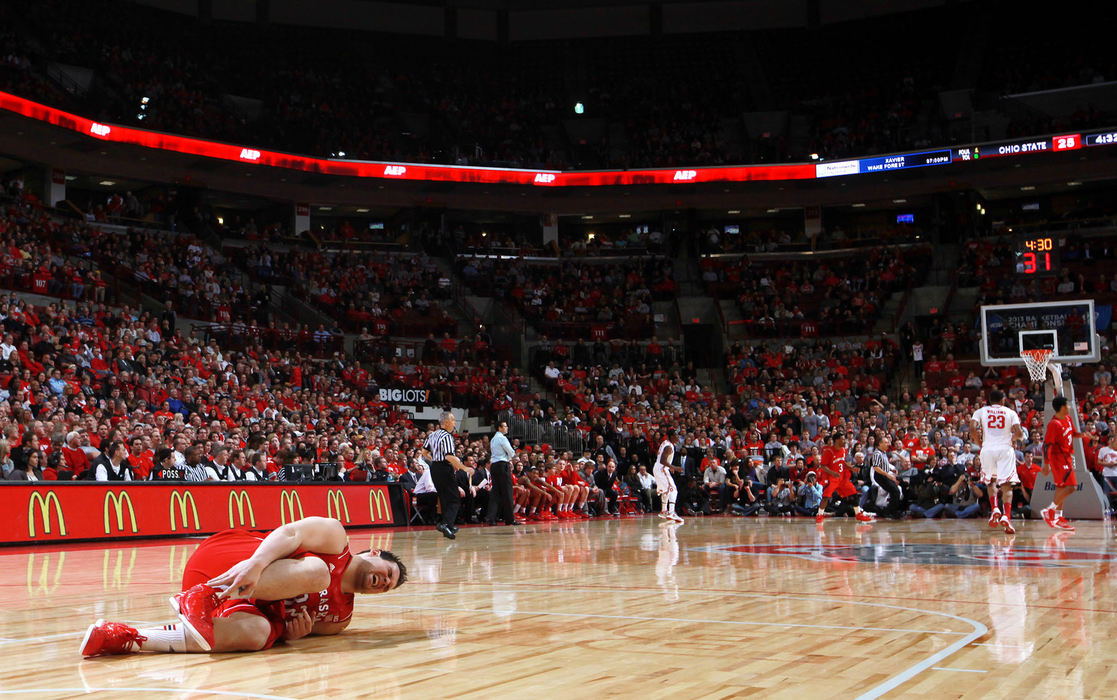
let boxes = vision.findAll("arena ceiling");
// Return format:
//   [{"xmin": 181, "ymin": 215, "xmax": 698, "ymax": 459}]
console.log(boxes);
[{"xmin": 135, "ymin": 0, "xmax": 960, "ymax": 37}]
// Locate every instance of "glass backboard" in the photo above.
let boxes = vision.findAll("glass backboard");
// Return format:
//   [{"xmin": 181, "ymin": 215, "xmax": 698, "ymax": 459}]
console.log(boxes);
[{"xmin": 979, "ymin": 299, "xmax": 1100, "ymax": 366}]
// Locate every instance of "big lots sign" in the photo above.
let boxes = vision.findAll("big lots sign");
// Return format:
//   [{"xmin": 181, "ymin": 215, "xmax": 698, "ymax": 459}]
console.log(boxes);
[{"xmin": 10, "ymin": 483, "xmax": 405, "ymax": 544}]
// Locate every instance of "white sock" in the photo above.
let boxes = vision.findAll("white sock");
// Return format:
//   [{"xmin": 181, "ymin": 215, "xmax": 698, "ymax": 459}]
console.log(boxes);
[
  {"xmin": 136, "ymin": 624, "xmax": 189, "ymax": 652},
  {"xmin": 514, "ymin": 504, "xmax": 521, "ymax": 513}
]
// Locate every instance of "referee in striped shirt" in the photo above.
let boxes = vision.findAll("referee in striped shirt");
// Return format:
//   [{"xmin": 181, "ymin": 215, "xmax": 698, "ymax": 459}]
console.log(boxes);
[{"xmin": 422, "ymin": 411, "xmax": 466, "ymax": 539}]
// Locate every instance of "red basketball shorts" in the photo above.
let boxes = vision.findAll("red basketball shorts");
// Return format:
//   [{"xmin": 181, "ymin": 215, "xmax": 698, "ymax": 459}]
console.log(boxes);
[{"xmin": 181, "ymin": 528, "xmax": 286, "ymax": 649}]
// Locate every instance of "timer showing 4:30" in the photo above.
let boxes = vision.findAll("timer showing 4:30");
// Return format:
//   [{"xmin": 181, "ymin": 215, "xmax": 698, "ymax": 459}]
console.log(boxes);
[{"xmin": 1015, "ymin": 235, "xmax": 1057, "ymax": 276}]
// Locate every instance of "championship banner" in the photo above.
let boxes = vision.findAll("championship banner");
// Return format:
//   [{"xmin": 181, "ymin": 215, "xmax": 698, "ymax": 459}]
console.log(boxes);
[{"xmin": 7, "ymin": 483, "xmax": 406, "ymax": 545}]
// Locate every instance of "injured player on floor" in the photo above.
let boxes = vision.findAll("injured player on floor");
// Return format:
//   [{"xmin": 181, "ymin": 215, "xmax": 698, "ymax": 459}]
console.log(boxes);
[{"xmin": 79, "ymin": 516, "xmax": 407, "ymax": 657}]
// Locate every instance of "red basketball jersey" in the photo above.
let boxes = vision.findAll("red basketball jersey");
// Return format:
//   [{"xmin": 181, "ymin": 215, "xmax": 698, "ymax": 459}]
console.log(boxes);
[
  {"xmin": 820, "ymin": 446, "xmax": 848, "ymax": 482},
  {"xmin": 1044, "ymin": 415, "xmax": 1075, "ymax": 468}
]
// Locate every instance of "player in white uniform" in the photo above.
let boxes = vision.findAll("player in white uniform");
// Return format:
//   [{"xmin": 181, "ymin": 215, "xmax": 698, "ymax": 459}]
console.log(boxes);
[
  {"xmin": 970, "ymin": 389, "xmax": 1024, "ymax": 534},
  {"xmin": 654, "ymin": 429, "xmax": 683, "ymax": 523}
]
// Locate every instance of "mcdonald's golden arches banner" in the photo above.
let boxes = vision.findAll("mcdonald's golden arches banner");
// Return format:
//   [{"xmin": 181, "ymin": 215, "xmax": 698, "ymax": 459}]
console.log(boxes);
[{"xmin": 7, "ymin": 483, "xmax": 405, "ymax": 544}]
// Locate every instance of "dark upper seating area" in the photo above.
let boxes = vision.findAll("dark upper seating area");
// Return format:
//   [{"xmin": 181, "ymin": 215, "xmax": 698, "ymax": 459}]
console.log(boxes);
[{"xmin": 2, "ymin": 0, "xmax": 1113, "ymax": 170}]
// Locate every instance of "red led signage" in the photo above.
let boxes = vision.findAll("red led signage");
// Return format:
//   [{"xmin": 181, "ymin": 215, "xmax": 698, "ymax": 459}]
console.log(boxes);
[{"xmin": 0, "ymin": 89, "xmax": 814, "ymax": 186}]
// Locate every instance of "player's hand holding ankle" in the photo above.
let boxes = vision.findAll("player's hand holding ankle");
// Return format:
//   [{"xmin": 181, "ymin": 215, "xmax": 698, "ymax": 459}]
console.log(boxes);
[{"xmin": 281, "ymin": 609, "xmax": 314, "ymax": 641}]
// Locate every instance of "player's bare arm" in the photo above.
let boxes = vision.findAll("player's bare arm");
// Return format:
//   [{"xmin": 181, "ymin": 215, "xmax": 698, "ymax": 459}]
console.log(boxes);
[
  {"xmin": 208, "ymin": 517, "xmax": 348, "ymax": 600},
  {"xmin": 969, "ymin": 420, "xmax": 983, "ymax": 448},
  {"xmin": 660, "ymin": 445, "xmax": 673, "ymax": 467}
]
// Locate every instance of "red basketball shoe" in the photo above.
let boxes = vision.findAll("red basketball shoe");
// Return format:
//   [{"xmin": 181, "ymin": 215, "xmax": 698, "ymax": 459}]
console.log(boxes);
[
  {"xmin": 79, "ymin": 619, "xmax": 147, "ymax": 658},
  {"xmin": 987, "ymin": 509, "xmax": 1002, "ymax": 528},
  {"xmin": 169, "ymin": 584, "xmax": 219, "ymax": 652},
  {"xmin": 1054, "ymin": 516, "xmax": 1076, "ymax": 532},
  {"xmin": 1041, "ymin": 505, "xmax": 1057, "ymax": 529}
]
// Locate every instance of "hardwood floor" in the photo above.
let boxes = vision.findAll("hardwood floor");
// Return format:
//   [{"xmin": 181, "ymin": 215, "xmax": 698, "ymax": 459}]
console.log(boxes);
[{"xmin": 1, "ymin": 515, "xmax": 1114, "ymax": 698}]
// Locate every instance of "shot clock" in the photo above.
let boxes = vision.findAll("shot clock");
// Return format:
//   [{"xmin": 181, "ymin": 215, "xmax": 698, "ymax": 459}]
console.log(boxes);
[{"xmin": 1014, "ymin": 234, "xmax": 1058, "ymax": 277}]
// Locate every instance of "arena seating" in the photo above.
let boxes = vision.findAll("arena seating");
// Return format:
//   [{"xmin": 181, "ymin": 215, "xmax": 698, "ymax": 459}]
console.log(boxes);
[
  {"xmin": 458, "ymin": 255, "xmax": 675, "ymax": 340},
  {"xmin": 703, "ymin": 244, "xmax": 931, "ymax": 339}
]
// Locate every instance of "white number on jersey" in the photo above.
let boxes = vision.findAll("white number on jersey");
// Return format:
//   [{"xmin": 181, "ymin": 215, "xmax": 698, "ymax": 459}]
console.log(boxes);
[{"xmin": 973, "ymin": 405, "xmax": 1020, "ymax": 448}]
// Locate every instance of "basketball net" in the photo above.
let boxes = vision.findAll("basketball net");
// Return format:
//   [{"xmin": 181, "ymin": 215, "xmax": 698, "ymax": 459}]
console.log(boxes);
[{"xmin": 1020, "ymin": 348, "xmax": 1058, "ymax": 384}]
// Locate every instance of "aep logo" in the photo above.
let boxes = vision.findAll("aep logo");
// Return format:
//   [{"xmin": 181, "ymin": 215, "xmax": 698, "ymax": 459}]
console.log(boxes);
[
  {"xmin": 239, "ymin": 148, "xmax": 261, "ymax": 161},
  {"xmin": 534, "ymin": 173, "xmax": 556, "ymax": 184},
  {"xmin": 384, "ymin": 165, "xmax": 407, "ymax": 176},
  {"xmin": 673, "ymin": 170, "xmax": 697, "ymax": 181},
  {"xmin": 90, "ymin": 123, "xmax": 111, "ymax": 137}
]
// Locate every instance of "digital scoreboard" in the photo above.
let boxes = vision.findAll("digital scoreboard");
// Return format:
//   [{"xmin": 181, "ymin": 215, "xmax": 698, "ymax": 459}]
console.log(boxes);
[{"xmin": 1014, "ymin": 234, "xmax": 1058, "ymax": 277}]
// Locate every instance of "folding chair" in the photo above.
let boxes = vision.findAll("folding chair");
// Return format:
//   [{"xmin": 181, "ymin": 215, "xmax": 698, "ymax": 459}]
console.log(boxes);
[{"xmin": 409, "ymin": 494, "xmax": 427, "ymax": 524}]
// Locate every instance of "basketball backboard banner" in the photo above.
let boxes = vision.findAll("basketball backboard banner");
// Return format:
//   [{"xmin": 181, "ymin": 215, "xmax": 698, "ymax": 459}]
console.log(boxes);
[{"xmin": 979, "ymin": 299, "xmax": 1099, "ymax": 366}]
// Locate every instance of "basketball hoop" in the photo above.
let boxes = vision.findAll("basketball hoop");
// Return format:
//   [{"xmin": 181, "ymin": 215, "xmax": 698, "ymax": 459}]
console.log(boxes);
[{"xmin": 1020, "ymin": 348, "xmax": 1054, "ymax": 383}]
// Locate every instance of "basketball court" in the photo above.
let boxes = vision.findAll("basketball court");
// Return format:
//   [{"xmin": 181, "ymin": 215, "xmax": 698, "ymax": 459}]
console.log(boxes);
[{"xmin": 2, "ymin": 515, "xmax": 1115, "ymax": 699}]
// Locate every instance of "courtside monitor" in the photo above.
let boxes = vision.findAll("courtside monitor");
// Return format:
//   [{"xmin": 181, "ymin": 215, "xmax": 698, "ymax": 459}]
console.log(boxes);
[{"xmin": 979, "ymin": 299, "xmax": 1100, "ymax": 366}]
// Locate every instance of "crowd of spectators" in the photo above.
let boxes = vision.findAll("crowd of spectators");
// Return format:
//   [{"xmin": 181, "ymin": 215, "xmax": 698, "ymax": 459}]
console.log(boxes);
[
  {"xmin": 0, "ymin": 185, "xmax": 275, "ymax": 327},
  {"xmin": 2, "ymin": 0, "xmax": 1112, "ymax": 170},
  {"xmin": 699, "ymin": 220, "xmax": 926, "ymax": 256},
  {"xmin": 459, "ymin": 256, "xmax": 675, "ymax": 340},
  {"xmin": 703, "ymin": 245, "xmax": 929, "ymax": 339},
  {"xmin": 274, "ymin": 248, "xmax": 457, "ymax": 337}
]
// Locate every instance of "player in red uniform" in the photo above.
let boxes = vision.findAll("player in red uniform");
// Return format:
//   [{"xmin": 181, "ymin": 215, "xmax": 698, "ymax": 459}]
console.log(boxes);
[
  {"xmin": 559, "ymin": 459, "xmax": 591, "ymax": 518},
  {"xmin": 79, "ymin": 517, "xmax": 407, "ymax": 657},
  {"xmin": 1041, "ymin": 396, "xmax": 1081, "ymax": 532},
  {"xmin": 816, "ymin": 434, "xmax": 874, "ymax": 524}
]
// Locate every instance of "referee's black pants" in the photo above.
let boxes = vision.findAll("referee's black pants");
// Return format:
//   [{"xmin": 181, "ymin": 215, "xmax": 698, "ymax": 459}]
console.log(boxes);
[
  {"xmin": 487, "ymin": 460, "xmax": 515, "ymax": 525},
  {"xmin": 430, "ymin": 460, "xmax": 460, "ymax": 527}
]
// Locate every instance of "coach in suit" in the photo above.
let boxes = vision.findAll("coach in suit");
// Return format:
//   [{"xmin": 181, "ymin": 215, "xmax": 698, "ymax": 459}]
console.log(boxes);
[
  {"xmin": 594, "ymin": 460, "xmax": 620, "ymax": 515},
  {"xmin": 471, "ymin": 461, "xmax": 492, "ymax": 523},
  {"xmin": 487, "ymin": 420, "xmax": 516, "ymax": 525},
  {"xmin": 399, "ymin": 462, "xmax": 421, "ymax": 493},
  {"xmin": 422, "ymin": 411, "xmax": 465, "ymax": 539}
]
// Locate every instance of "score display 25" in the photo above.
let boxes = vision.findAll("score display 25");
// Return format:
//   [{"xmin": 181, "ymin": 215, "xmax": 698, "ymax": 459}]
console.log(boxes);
[{"xmin": 1015, "ymin": 235, "xmax": 1058, "ymax": 276}]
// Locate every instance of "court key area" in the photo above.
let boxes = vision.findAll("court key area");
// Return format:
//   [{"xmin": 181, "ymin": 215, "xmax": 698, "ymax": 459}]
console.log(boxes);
[{"xmin": 1, "ymin": 516, "xmax": 1114, "ymax": 699}]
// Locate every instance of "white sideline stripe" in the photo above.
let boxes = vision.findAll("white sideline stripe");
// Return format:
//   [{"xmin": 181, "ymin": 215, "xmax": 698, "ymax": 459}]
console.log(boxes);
[
  {"xmin": 0, "ymin": 631, "xmax": 85, "ymax": 646},
  {"xmin": 931, "ymin": 667, "xmax": 987, "ymax": 673},
  {"xmin": 356, "ymin": 601, "xmax": 967, "ymax": 637},
  {"xmin": 0, "ymin": 622, "xmax": 162, "ymax": 647},
  {"xmin": 854, "ymin": 611, "xmax": 987, "ymax": 700},
  {"xmin": 0, "ymin": 689, "xmax": 295, "ymax": 700}
]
